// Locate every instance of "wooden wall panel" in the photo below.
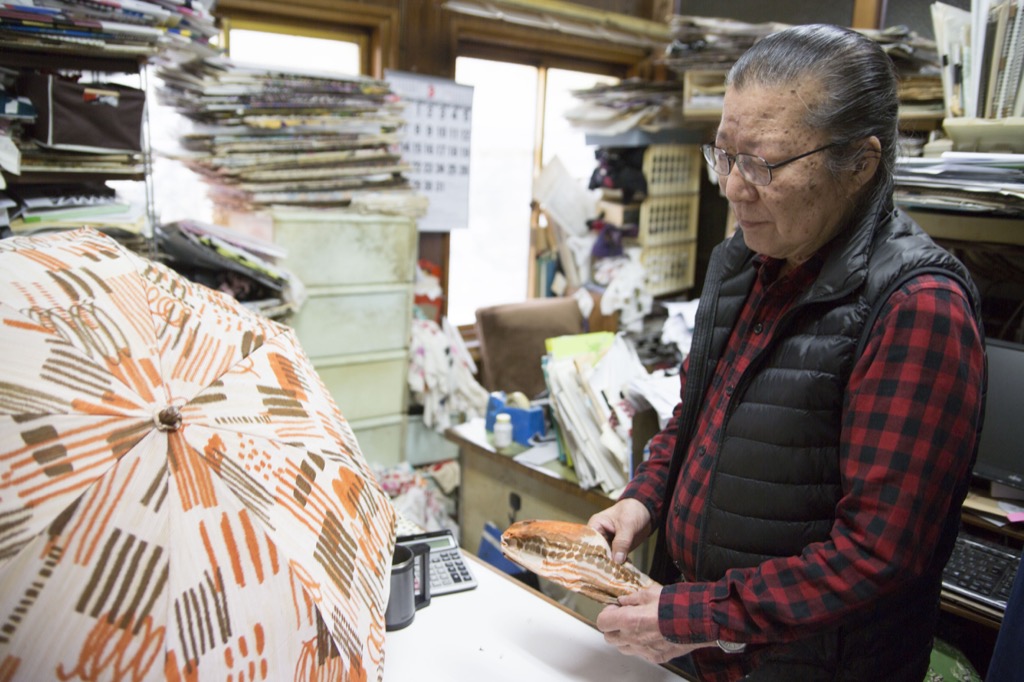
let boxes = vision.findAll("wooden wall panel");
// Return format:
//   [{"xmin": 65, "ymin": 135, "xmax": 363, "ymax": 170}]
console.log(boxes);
[{"xmin": 396, "ymin": 0, "xmax": 456, "ymax": 77}]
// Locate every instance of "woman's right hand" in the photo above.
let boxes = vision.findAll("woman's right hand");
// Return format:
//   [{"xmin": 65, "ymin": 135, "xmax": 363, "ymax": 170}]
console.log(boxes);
[{"xmin": 587, "ymin": 499, "xmax": 653, "ymax": 565}]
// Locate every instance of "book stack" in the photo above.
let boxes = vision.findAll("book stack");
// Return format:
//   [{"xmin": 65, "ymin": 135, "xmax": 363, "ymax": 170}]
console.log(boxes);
[
  {"xmin": 542, "ymin": 332, "xmax": 650, "ymax": 493},
  {"xmin": 155, "ymin": 57, "xmax": 426, "ymax": 216},
  {"xmin": 4, "ymin": 181, "xmax": 145, "ymax": 239},
  {"xmin": 0, "ymin": 0, "xmax": 218, "ymax": 62},
  {"xmin": 933, "ymin": 1, "xmax": 1024, "ymax": 129},
  {"xmin": 563, "ymin": 79, "xmax": 684, "ymax": 137}
]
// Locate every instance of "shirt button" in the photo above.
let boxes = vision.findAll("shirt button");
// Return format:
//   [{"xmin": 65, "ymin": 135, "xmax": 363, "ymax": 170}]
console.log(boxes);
[
  {"xmin": 697, "ymin": 445, "xmax": 707, "ymax": 457},
  {"xmin": 725, "ymin": 385, "xmax": 734, "ymax": 396},
  {"xmin": 753, "ymin": 322, "xmax": 764, "ymax": 334}
]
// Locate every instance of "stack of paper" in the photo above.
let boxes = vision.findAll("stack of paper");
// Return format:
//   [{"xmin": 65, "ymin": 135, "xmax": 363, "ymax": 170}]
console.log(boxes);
[
  {"xmin": 154, "ymin": 218, "xmax": 299, "ymax": 319},
  {"xmin": 564, "ymin": 79, "xmax": 684, "ymax": 136},
  {"xmin": 895, "ymin": 151, "xmax": 1024, "ymax": 215},
  {"xmin": 543, "ymin": 332, "xmax": 650, "ymax": 494},
  {"xmin": 874, "ymin": 25, "xmax": 945, "ymax": 120},
  {"xmin": 3, "ymin": 181, "xmax": 146, "ymax": 238},
  {"xmin": 155, "ymin": 58, "xmax": 425, "ymax": 216},
  {"xmin": 663, "ymin": 15, "xmax": 786, "ymax": 72},
  {"xmin": 664, "ymin": 18, "xmax": 942, "ymax": 120},
  {"xmin": 0, "ymin": 0, "xmax": 218, "ymax": 62}
]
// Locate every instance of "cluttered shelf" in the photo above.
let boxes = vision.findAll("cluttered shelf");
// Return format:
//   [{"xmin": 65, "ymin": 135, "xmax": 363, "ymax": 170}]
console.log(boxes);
[
  {"xmin": 445, "ymin": 418, "xmax": 612, "ymax": 510},
  {"xmin": 446, "ymin": 418, "xmax": 617, "ymax": 566},
  {"xmin": 906, "ymin": 209, "xmax": 1024, "ymax": 247}
]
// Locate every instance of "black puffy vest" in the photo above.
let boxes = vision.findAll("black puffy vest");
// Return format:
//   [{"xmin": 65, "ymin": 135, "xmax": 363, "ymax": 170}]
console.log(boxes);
[{"xmin": 651, "ymin": 206, "xmax": 984, "ymax": 680}]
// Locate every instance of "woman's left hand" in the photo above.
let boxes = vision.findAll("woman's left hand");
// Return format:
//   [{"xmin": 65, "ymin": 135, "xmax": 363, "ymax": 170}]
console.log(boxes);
[{"xmin": 595, "ymin": 585, "xmax": 714, "ymax": 664}]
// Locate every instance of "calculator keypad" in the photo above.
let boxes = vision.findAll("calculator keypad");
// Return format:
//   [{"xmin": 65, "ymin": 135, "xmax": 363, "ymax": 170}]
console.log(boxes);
[
  {"xmin": 430, "ymin": 549, "xmax": 474, "ymax": 593},
  {"xmin": 411, "ymin": 544, "xmax": 475, "ymax": 593},
  {"xmin": 401, "ymin": 531, "xmax": 478, "ymax": 596}
]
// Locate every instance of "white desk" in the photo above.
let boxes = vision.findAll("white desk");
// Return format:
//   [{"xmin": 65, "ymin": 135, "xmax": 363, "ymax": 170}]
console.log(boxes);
[{"xmin": 383, "ymin": 553, "xmax": 688, "ymax": 681}]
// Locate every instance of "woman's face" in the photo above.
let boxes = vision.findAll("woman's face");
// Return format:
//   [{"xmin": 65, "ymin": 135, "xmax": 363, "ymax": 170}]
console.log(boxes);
[{"xmin": 716, "ymin": 81, "xmax": 862, "ymax": 269}]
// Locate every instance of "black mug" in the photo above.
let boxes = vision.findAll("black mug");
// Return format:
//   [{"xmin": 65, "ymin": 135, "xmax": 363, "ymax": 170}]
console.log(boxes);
[{"xmin": 385, "ymin": 543, "xmax": 431, "ymax": 631}]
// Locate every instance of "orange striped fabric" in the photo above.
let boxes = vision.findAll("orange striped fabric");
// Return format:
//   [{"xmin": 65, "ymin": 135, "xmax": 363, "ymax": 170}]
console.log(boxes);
[{"xmin": 0, "ymin": 228, "xmax": 396, "ymax": 681}]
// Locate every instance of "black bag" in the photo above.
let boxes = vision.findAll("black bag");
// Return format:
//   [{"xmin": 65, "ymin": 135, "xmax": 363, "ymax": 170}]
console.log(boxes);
[{"xmin": 22, "ymin": 74, "xmax": 145, "ymax": 154}]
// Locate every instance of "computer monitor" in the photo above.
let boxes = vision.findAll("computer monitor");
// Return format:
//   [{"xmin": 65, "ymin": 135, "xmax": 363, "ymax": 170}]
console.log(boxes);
[{"xmin": 973, "ymin": 339, "xmax": 1024, "ymax": 493}]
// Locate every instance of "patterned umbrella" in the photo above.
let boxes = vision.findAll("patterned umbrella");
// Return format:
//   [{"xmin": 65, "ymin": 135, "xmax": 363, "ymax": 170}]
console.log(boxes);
[{"xmin": 0, "ymin": 228, "xmax": 396, "ymax": 681}]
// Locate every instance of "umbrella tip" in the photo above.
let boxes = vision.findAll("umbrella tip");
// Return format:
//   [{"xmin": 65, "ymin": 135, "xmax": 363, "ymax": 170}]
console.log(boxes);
[{"xmin": 155, "ymin": 405, "xmax": 183, "ymax": 431}]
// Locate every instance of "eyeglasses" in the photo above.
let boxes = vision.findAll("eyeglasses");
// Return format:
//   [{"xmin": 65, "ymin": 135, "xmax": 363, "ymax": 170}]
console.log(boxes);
[{"xmin": 701, "ymin": 142, "xmax": 838, "ymax": 186}]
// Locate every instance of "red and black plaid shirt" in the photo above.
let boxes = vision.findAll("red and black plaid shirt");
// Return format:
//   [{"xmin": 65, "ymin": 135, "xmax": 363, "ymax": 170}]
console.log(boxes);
[{"xmin": 623, "ymin": 255, "xmax": 984, "ymax": 682}]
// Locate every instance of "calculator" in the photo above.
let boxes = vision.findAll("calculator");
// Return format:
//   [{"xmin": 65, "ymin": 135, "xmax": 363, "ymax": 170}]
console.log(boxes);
[{"xmin": 396, "ymin": 529, "xmax": 477, "ymax": 596}]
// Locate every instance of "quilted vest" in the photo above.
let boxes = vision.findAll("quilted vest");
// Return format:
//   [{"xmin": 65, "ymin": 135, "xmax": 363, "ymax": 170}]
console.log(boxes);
[{"xmin": 651, "ymin": 205, "xmax": 984, "ymax": 680}]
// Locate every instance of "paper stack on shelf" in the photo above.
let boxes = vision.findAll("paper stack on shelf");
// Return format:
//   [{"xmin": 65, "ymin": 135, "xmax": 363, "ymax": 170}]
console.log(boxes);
[
  {"xmin": 564, "ymin": 79, "xmax": 684, "ymax": 136},
  {"xmin": 895, "ymin": 151, "xmax": 1024, "ymax": 216},
  {"xmin": 665, "ymin": 18, "xmax": 943, "ymax": 123},
  {"xmin": 662, "ymin": 15, "xmax": 785, "ymax": 73},
  {"xmin": 861, "ymin": 29, "xmax": 945, "ymax": 117},
  {"xmin": 542, "ymin": 332, "xmax": 649, "ymax": 494},
  {"xmin": 155, "ymin": 57, "xmax": 425, "ymax": 216},
  {"xmin": 3, "ymin": 181, "xmax": 147, "ymax": 241},
  {"xmin": 154, "ymin": 218, "xmax": 300, "ymax": 319},
  {"xmin": 0, "ymin": 0, "xmax": 218, "ymax": 63}
]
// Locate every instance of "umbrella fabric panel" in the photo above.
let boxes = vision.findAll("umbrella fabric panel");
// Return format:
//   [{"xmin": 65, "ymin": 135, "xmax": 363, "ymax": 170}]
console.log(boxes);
[{"xmin": 0, "ymin": 228, "xmax": 396, "ymax": 681}]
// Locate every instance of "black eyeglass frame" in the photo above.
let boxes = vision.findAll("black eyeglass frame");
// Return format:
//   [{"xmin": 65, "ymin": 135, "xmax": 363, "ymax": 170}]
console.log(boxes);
[{"xmin": 701, "ymin": 142, "xmax": 839, "ymax": 186}]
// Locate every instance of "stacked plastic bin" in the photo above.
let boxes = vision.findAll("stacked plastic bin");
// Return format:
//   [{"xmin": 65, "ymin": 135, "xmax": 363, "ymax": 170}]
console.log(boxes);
[
  {"xmin": 636, "ymin": 144, "xmax": 701, "ymax": 296},
  {"xmin": 272, "ymin": 207, "xmax": 417, "ymax": 466}
]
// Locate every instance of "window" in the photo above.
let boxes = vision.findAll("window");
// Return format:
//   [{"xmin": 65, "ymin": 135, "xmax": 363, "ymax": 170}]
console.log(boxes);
[
  {"xmin": 446, "ymin": 58, "xmax": 617, "ymax": 326},
  {"xmin": 226, "ymin": 28, "xmax": 360, "ymax": 75},
  {"xmin": 112, "ymin": 26, "xmax": 363, "ymax": 228}
]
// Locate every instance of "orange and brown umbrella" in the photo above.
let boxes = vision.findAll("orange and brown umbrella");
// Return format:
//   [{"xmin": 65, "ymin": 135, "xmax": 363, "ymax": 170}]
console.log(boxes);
[{"xmin": 0, "ymin": 228, "xmax": 395, "ymax": 681}]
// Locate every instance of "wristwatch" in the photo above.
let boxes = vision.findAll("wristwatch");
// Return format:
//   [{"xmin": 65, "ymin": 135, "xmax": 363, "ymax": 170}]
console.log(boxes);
[{"xmin": 716, "ymin": 639, "xmax": 747, "ymax": 654}]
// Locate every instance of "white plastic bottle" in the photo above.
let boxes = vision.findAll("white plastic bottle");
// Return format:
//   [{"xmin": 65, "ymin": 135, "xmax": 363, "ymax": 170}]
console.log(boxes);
[{"xmin": 493, "ymin": 413, "xmax": 513, "ymax": 450}]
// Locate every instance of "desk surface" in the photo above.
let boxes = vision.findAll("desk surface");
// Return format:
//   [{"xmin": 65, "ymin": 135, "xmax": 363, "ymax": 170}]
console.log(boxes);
[
  {"xmin": 446, "ymin": 418, "xmax": 612, "ymax": 509},
  {"xmin": 383, "ymin": 553, "xmax": 686, "ymax": 681}
]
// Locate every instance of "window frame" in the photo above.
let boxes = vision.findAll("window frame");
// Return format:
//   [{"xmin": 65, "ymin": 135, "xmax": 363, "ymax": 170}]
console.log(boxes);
[
  {"xmin": 214, "ymin": 0, "xmax": 398, "ymax": 77},
  {"xmin": 220, "ymin": 18, "xmax": 368, "ymax": 73},
  {"xmin": 446, "ymin": 16, "xmax": 645, "ymax": 322}
]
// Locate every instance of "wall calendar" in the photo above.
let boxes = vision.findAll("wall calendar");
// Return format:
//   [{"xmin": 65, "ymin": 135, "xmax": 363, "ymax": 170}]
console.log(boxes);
[{"xmin": 386, "ymin": 70, "xmax": 474, "ymax": 232}]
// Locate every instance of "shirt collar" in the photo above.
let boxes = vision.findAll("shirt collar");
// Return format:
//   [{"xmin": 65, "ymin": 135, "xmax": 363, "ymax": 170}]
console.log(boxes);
[{"xmin": 752, "ymin": 252, "xmax": 825, "ymax": 292}]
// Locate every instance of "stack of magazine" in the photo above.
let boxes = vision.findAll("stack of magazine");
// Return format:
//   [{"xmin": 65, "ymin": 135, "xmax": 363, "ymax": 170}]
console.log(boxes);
[
  {"xmin": 542, "ymin": 332, "xmax": 650, "ymax": 494},
  {"xmin": 0, "ymin": 0, "xmax": 218, "ymax": 62},
  {"xmin": 155, "ymin": 57, "xmax": 426, "ymax": 216}
]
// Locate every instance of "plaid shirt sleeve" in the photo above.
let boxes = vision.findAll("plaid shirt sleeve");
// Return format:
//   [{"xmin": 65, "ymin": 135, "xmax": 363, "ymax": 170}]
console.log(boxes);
[{"xmin": 655, "ymin": 276, "xmax": 984, "ymax": 646}]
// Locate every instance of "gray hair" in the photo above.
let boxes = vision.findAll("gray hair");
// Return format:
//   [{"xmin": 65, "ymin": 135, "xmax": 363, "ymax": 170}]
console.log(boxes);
[{"xmin": 726, "ymin": 24, "xmax": 898, "ymax": 210}]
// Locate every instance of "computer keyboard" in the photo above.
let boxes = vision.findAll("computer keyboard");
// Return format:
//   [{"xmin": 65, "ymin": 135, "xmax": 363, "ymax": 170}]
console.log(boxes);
[{"xmin": 942, "ymin": 533, "xmax": 1021, "ymax": 612}]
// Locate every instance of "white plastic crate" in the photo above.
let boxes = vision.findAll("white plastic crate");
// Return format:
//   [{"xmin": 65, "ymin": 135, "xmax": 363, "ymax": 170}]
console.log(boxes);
[
  {"xmin": 642, "ymin": 144, "xmax": 702, "ymax": 196},
  {"xmin": 314, "ymin": 351, "xmax": 409, "ymax": 423},
  {"xmin": 641, "ymin": 240, "xmax": 697, "ymax": 296},
  {"xmin": 350, "ymin": 415, "xmax": 407, "ymax": 467},
  {"xmin": 285, "ymin": 285, "xmax": 413, "ymax": 360},
  {"xmin": 638, "ymin": 194, "xmax": 700, "ymax": 246},
  {"xmin": 271, "ymin": 208, "xmax": 417, "ymax": 287}
]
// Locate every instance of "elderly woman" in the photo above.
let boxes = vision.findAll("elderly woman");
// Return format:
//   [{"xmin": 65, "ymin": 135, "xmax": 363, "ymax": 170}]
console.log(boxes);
[{"xmin": 589, "ymin": 24, "xmax": 985, "ymax": 682}]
